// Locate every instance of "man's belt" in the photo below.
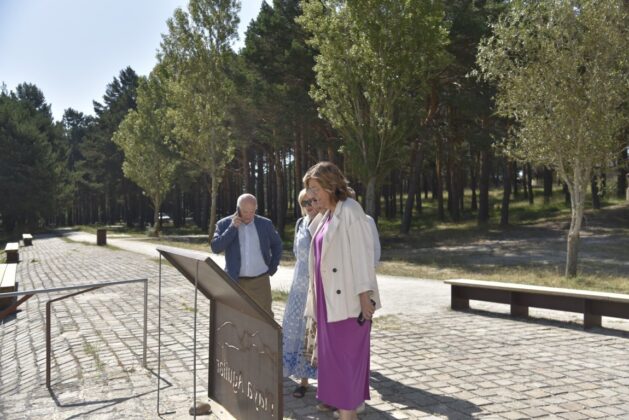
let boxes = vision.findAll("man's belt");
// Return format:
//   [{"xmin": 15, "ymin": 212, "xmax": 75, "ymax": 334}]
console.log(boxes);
[{"xmin": 239, "ymin": 272, "xmax": 267, "ymax": 280}]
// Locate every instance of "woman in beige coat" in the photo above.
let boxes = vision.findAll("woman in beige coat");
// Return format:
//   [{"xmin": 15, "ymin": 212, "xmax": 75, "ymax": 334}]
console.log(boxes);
[{"xmin": 303, "ymin": 161, "xmax": 381, "ymax": 420}]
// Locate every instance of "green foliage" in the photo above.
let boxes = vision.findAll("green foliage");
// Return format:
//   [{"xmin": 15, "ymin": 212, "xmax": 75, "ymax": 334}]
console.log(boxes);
[
  {"xmin": 159, "ymin": 0, "xmax": 240, "ymax": 236},
  {"xmin": 78, "ymin": 67, "xmax": 141, "ymax": 223},
  {"xmin": 477, "ymin": 0, "xmax": 628, "ymax": 173},
  {"xmin": 241, "ymin": 0, "xmax": 317, "ymax": 147},
  {"xmin": 113, "ymin": 74, "xmax": 179, "ymax": 235},
  {"xmin": 298, "ymin": 0, "xmax": 450, "ymax": 214},
  {"xmin": 0, "ymin": 84, "xmax": 63, "ymax": 232},
  {"xmin": 476, "ymin": 0, "xmax": 629, "ymax": 276},
  {"xmin": 160, "ymin": 0, "xmax": 239, "ymax": 176}
]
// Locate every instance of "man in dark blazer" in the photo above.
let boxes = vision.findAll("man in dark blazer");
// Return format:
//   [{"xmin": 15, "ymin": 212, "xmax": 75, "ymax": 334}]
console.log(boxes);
[{"xmin": 211, "ymin": 193, "xmax": 282, "ymax": 315}]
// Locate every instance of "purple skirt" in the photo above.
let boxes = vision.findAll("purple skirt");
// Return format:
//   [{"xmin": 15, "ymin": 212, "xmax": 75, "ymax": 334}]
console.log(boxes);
[{"xmin": 314, "ymin": 218, "xmax": 371, "ymax": 410}]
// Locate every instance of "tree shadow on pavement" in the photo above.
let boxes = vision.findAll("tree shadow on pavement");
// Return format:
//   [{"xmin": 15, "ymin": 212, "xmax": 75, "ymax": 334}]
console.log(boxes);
[{"xmin": 368, "ymin": 370, "xmax": 482, "ymax": 419}]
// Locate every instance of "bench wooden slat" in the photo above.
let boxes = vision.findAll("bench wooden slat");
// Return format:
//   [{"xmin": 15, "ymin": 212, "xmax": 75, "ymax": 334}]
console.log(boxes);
[
  {"xmin": 4, "ymin": 242, "xmax": 19, "ymax": 263},
  {"xmin": 0, "ymin": 263, "xmax": 17, "ymax": 309},
  {"xmin": 445, "ymin": 279, "xmax": 629, "ymax": 304},
  {"xmin": 445, "ymin": 278, "xmax": 629, "ymax": 330},
  {"xmin": 5, "ymin": 242, "xmax": 19, "ymax": 251},
  {"xmin": 0, "ymin": 264, "xmax": 16, "ymax": 290}
]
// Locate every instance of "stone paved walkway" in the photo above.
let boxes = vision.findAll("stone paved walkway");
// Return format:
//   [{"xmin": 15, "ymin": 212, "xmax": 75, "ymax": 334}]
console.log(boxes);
[{"xmin": 0, "ymin": 233, "xmax": 628, "ymax": 419}]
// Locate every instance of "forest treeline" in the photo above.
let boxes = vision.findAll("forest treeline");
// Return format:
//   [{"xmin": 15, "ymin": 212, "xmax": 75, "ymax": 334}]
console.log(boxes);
[{"xmin": 1, "ymin": 1, "xmax": 627, "ymax": 275}]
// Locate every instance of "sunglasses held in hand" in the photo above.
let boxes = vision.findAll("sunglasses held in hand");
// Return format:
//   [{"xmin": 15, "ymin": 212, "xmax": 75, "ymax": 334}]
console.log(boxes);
[{"xmin": 301, "ymin": 199, "xmax": 313, "ymax": 207}]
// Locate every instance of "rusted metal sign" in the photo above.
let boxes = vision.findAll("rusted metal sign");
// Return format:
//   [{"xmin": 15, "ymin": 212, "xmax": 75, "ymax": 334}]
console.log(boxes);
[{"xmin": 157, "ymin": 246, "xmax": 282, "ymax": 420}]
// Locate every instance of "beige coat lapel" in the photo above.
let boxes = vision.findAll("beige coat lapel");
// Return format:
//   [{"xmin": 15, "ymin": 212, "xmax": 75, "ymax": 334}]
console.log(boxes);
[{"xmin": 321, "ymin": 200, "xmax": 344, "ymax": 261}]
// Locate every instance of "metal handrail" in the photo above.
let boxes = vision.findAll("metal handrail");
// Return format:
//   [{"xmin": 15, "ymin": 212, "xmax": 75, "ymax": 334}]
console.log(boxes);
[{"xmin": 0, "ymin": 278, "xmax": 148, "ymax": 389}]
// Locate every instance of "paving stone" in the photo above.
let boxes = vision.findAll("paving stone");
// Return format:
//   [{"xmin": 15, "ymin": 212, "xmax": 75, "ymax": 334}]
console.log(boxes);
[{"xmin": 0, "ymin": 235, "xmax": 628, "ymax": 419}]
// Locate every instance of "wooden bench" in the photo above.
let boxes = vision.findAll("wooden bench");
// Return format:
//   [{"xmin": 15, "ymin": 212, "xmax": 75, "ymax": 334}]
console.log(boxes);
[
  {"xmin": 0, "ymin": 264, "xmax": 17, "ymax": 309},
  {"xmin": 445, "ymin": 279, "xmax": 629, "ymax": 329},
  {"xmin": 4, "ymin": 242, "xmax": 19, "ymax": 263},
  {"xmin": 22, "ymin": 233, "xmax": 33, "ymax": 246}
]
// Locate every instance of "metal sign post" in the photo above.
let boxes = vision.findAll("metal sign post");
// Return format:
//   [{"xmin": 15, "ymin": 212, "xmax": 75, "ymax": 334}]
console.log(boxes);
[{"xmin": 155, "ymin": 246, "xmax": 283, "ymax": 420}]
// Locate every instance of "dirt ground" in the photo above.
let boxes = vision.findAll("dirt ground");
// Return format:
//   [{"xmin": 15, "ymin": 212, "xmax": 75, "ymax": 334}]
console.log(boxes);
[{"xmin": 381, "ymin": 203, "xmax": 629, "ymax": 278}]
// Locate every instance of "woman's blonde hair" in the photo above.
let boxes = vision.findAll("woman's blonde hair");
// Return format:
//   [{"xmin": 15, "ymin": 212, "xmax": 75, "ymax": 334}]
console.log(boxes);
[
  {"xmin": 303, "ymin": 161, "xmax": 350, "ymax": 204},
  {"xmin": 298, "ymin": 188, "xmax": 308, "ymax": 217}
]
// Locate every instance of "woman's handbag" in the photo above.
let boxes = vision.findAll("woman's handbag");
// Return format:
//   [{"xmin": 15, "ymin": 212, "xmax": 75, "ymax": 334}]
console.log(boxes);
[{"xmin": 302, "ymin": 316, "xmax": 318, "ymax": 367}]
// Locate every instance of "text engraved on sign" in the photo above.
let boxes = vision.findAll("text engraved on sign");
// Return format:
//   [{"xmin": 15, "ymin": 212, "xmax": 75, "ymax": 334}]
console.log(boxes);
[{"xmin": 216, "ymin": 321, "xmax": 277, "ymax": 414}]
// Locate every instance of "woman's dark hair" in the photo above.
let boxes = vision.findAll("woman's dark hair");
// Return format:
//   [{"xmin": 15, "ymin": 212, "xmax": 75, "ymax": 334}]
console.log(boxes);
[{"xmin": 303, "ymin": 161, "xmax": 350, "ymax": 203}]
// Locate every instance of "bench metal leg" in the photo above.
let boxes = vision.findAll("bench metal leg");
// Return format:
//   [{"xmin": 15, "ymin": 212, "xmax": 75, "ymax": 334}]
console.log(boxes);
[
  {"xmin": 510, "ymin": 292, "xmax": 529, "ymax": 318},
  {"xmin": 584, "ymin": 313, "xmax": 601, "ymax": 329},
  {"xmin": 511, "ymin": 304, "xmax": 529, "ymax": 317},
  {"xmin": 584, "ymin": 300, "xmax": 601, "ymax": 329},
  {"xmin": 451, "ymin": 286, "xmax": 469, "ymax": 310}
]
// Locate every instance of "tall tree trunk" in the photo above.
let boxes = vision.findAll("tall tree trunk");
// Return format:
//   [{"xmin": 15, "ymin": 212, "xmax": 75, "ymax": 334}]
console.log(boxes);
[
  {"xmin": 478, "ymin": 149, "xmax": 492, "ymax": 225},
  {"xmin": 424, "ymin": 167, "xmax": 430, "ymax": 200},
  {"xmin": 511, "ymin": 161, "xmax": 518, "ymax": 199},
  {"xmin": 274, "ymin": 151, "xmax": 286, "ymax": 239},
  {"xmin": 153, "ymin": 195, "xmax": 161, "ymax": 237},
  {"xmin": 526, "ymin": 163, "xmax": 534, "ymax": 205},
  {"xmin": 383, "ymin": 182, "xmax": 391, "ymax": 218},
  {"xmin": 256, "ymin": 153, "xmax": 265, "ymax": 215},
  {"xmin": 208, "ymin": 175, "xmax": 219, "ymax": 241},
  {"xmin": 500, "ymin": 159, "xmax": 513, "ymax": 227},
  {"xmin": 459, "ymin": 167, "xmax": 465, "ymax": 215},
  {"xmin": 104, "ymin": 191, "xmax": 110, "ymax": 225},
  {"xmin": 391, "ymin": 171, "xmax": 397, "ymax": 217},
  {"xmin": 436, "ymin": 140, "xmax": 445, "ymax": 221},
  {"xmin": 201, "ymin": 176, "xmax": 209, "ymax": 232},
  {"xmin": 173, "ymin": 185, "xmax": 183, "ymax": 227},
  {"xmin": 399, "ymin": 171, "xmax": 404, "ymax": 216},
  {"xmin": 295, "ymin": 136, "xmax": 303, "ymax": 218},
  {"xmin": 446, "ymin": 145, "xmax": 453, "ymax": 216},
  {"xmin": 125, "ymin": 188, "xmax": 133, "ymax": 228},
  {"xmin": 617, "ymin": 148, "xmax": 628, "ymax": 199},
  {"xmin": 401, "ymin": 141, "xmax": 421, "ymax": 234},
  {"xmin": 266, "ymin": 156, "xmax": 274, "ymax": 221},
  {"xmin": 365, "ymin": 176, "xmax": 377, "ymax": 218},
  {"xmin": 565, "ymin": 174, "xmax": 588, "ymax": 278},
  {"xmin": 193, "ymin": 181, "xmax": 202, "ymax": 227},
  {"xmin": 563, "ymin": 182, "xmax": 571, "ymax": 206},
  {"xmin": 450, "ymin": 162, "xmax": 461, "ymax": 222},
  {"xmin": 543, "ymin": 167, "xmax": 553, "ymax": 204},
  {"xmin": 591, "ymin": 174, "xmax": 601, "ymax": 209},
  {"xmin": 470, "ymin": 152, "xmax": 478, "ymax": 211},
  {"xmin": 326, "ymin": 138, "xmax": 335, "ymax": 162},
  {"xmin": 241, "ymin": 147, "xmax": 250, "ymax": 193},
  {"xmin": 416, "ymin": 154, "xmax": 423, "ymax": 213}
]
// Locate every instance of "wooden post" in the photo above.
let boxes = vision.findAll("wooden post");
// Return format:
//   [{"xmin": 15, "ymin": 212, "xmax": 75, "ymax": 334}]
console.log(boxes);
[
  {"xmin": 96, "ymin": 229, "xmax": 107, "ymax": 246},
  {"xmin": 510, "ymin": 292, "xmax": 529, "ymax": 318},
  {"xmin": 451, "ymin": 286, "xmax": 470, "ymax": 310}
]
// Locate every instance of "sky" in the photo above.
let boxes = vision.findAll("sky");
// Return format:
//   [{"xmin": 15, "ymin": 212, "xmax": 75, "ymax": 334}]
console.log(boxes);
[{"xmin": 0, "ymin": 0, "xmax": 264, "ymax": 121}]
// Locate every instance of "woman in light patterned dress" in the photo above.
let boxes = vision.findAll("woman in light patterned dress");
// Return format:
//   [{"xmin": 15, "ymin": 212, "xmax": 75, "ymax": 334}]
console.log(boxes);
[{"xmin": 282, "ymin": 188, "xmax": 322, "ymax": 398}]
